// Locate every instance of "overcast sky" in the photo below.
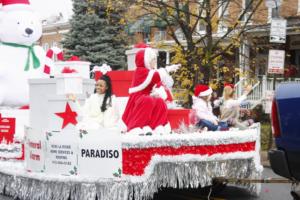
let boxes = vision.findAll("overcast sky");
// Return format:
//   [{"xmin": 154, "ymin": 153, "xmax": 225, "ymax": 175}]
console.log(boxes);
[{"xmin": 30, "ymin": 0, "xmax": 73, "ymax": 20}]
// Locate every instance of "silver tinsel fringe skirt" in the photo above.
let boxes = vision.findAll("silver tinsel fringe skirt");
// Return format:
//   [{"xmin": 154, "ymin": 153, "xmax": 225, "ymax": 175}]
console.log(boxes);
[{"xmin": 0, "ymin": 158, "xmax": 261, "ymax": 200}]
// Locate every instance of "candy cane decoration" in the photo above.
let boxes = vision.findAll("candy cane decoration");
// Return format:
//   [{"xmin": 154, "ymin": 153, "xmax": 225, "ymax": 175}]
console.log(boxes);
[{"xmin": 44, "ymin": 47, "xmax": 64, "ymax": 74}]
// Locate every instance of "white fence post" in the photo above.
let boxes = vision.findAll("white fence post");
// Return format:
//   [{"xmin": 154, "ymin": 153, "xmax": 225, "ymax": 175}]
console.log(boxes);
[{"xmin": 262, "ymin": 75, "xmax": 267, "ymax": 99}]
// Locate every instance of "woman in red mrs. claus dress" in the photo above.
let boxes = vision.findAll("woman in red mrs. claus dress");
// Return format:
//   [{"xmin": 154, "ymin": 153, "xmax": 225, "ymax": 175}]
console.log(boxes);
[{"xmin": 122, "ymin": 47, "xmax": 175, "ymax": 135}]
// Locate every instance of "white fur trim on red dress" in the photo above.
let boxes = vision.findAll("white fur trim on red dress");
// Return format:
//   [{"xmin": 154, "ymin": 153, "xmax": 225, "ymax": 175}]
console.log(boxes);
[{"xmin": 129, "ymin": 70, "xmax": 155, "ymax": 94}]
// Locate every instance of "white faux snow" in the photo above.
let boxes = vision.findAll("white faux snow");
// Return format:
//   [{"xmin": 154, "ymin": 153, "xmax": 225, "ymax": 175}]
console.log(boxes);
[{"xmin": 122, "ymin": 127, "xmax": 258, "ymax": 149}]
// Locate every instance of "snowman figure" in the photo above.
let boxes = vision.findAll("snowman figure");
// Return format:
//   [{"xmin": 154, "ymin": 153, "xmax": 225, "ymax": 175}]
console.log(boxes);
[{"xmin": 0, "ymin": 0, "xmax": 47, "ymax": 107}]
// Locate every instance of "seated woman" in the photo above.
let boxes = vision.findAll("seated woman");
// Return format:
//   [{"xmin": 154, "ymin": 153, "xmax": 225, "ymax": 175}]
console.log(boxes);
[
  {"xmin": 122, "ymin": 47, "xmax": 179, "ymax": 135},
  {"xmin": 68, "ymin": 75, "xmax": 119, "ymax": 129},
  {"xmin": 192, "ymin": 84, "xmax": 227, "ymax": 131},
  {"xmin": 220, "ymin": 85, "xmax": 253, "ymax": 130}
]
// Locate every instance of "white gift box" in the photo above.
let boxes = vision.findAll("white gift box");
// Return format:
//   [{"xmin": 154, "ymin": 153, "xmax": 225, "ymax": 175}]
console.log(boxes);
[
  {"xmin": 29, "ymin": 78, "xmax": 95, "ymax": 131},
  {"xmin": 56, "ymin": 74, "xmax": 83, "ymax": 95},
  {"xmin": 53, "ymin": 61, "xmax": 91, "ymax": 78}
]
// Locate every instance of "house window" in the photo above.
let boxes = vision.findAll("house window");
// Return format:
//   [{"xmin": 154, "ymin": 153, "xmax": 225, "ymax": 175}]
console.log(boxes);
[
  {"xmin": 198, "ymin": 18, "xmax": 206, "ymax": 33},
  {"xmin": 175, "ymin": 28, "xmax": 185, "ymax": 40},
  {"xmin": 158, "ymin": 51, "xmax": 167, "ymax": 68},
  {"xmin": 218, "ymin": 0, "xmax": 229, "ymax": 18},
  {"xmin": 154, "ymin": 30, "xmax": 167, "ymax": 42},
  {"xmin": 244, "ymin": 0, "xmax": 253, "ymax": 11},
  {"xmin": 218, "ymin": 0, "xmax": 229, "ymax": 33},
  {"xmin": 241, "ymin": 0, "xmax": 253, "ymax": 22},
  {"xmin": 198, "ymin": 0, "xmax": 206, "ymax": 34}
]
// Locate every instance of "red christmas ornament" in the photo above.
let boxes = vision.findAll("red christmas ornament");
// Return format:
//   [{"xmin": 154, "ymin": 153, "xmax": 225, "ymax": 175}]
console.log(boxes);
[{"xmin": 55, "ymin": 103, "xmax": 78, "ymax": 129}]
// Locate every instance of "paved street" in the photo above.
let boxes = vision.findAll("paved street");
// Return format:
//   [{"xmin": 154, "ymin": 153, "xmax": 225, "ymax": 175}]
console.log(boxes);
[
  {"xmin": 153, "ymin": 167, "xmax": 293, "ymax": 200},
  {"xmin": 0, "ymin": 168, "xmax": 294, "ymax": 200},
  {"xmin": 217, "ymin": 168, "xmax": 292, "ymax": 200},
  {"xmin": 0, "ymin": 195, "xmax": 10, "ymax": 200},
  {"xmin": 216, "ymin": 167, "xmax": 293, "ymax": 200}
]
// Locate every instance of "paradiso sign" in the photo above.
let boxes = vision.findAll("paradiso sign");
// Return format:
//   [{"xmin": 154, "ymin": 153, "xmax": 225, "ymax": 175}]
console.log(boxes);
[{"xmin": 78, "ymin": 129, "xmax": 122, "ymax": 178}]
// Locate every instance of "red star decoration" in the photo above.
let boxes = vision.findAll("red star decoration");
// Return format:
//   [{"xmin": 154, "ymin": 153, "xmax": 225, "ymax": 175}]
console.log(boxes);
[{"xmin": 55, "ymin": 103, "xmax": 78, "ymax": 129}]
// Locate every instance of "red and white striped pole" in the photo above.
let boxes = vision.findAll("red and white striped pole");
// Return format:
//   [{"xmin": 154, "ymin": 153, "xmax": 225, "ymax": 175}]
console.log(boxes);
[{"xmin": 44, "ymin": 47, "xmax": 64, "ymax": 74}]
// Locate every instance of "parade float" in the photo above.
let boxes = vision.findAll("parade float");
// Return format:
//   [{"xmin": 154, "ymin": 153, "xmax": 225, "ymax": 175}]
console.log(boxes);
[
  {"xmin": 0, "ymin": 61, "xmax": 263, "ymax": 200},
  {"xmin": 0, "ymin": 0, "xmax": 263, "ymax": 200}
]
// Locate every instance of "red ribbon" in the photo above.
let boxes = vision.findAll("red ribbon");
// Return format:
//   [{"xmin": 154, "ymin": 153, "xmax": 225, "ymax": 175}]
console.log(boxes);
[
  {"xmin": 61, "ymin": 66, "xmax": 77, "ymax": 73},
  {"xmin": 68, "ymin": 56, "xmax": 80, "ymax": 61}
]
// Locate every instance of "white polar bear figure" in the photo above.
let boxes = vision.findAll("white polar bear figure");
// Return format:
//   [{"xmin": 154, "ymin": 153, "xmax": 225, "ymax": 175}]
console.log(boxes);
[{"xmin": 0, "ymin": 0, "xmax": 47, "ymax": 106}]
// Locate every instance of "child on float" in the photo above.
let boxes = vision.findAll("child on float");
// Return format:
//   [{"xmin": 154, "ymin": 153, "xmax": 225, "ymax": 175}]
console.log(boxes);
[
  {"xmin": 219, "ymin": 84, "xmax": 253, "ymax": 130},
  {"xmin": 213, "ymin": 83, "xmax": 234, "ymax": 110},
  {"xmin": 192, "ymin": 84, "xmax": 227, "ymax": 131},
  {"xmin": 122, "ymin": 47, "xmax": 180, "ymax": 135},
  {"xmin": 68, "ymin": 74, "xmax": 120, "ymax": 129}
]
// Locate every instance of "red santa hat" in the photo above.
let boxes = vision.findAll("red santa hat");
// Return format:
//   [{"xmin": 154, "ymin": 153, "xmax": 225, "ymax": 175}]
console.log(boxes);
[
  {"xmin": 0, "ymin": 0, "xmax": 32, "ymax": 11},
  {"xmin": 224, "ymin": 83, "xmax": 235, "ymax": 89},
  {"xmin": 194, "ymin": 84, "xmax": 213, "ymax": 97},
  {"xmin": 128, "ymin": 48, "xmax": 158, "ymax": 94}
]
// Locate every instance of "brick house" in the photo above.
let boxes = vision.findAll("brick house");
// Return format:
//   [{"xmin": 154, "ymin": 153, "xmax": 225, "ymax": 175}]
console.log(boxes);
[{"xmin": 39, "ymin": 21, "xmax": 70, "ymax": 53}]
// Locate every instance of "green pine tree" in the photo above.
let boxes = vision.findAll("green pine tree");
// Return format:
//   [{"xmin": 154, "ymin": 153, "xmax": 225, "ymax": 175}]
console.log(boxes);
[{"xmin": 61, "ymin": 0, "xmax": 128, "ymax": 69}]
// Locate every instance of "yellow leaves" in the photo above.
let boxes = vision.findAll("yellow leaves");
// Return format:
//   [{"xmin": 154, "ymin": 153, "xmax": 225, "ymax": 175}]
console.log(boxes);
[
  {"xmin": 166, "ymin": 7, "xmax": 174, "ymax": 16},
  {"xmin": 119, "ymin": 18, "xmax": 126, "ymax": 25},
  {"xmin": 209, "ymin": 82, "xmax": 218, "ymax": 90},
  {"xmin": 211, "ymin": 56, "xmax": 221, "ymax": 65},
  {"xmin": 229, "ymin": 37, "xmax": 241, "ymax": 48},
  {"xmin": 179, "ymin": 12, "xmax": 185, "ymax": 19},
  {"xmin": 193, "ymin": 63, "xmax": 199, "ymax": 71},
  {"xmin": 222, "ymin": 66, "xmax": 230, "ymax": 73},
  {"xmin": 87, "ymin": 0, "xmax": 96, "ymax": 14},
  {"xmin": 171, "ymin": 45, "xmax": 188, "ymax": 66},
  {"xmin": 172, "ymin": 88, "xmax": 190, "ymax": 106},
  {"xmin": 234, "ymin": 67, "xmax": 241, "ymax": 74},
  {"xmin": 234, "ymin": 68, "xmax": 244, "ymax": 77},
  {"xmin": 181, "ymin": 79, "xmax": 193, "ymax": 88},
  {"xmin": 172, "ymin": 56, "xmax": 187, "ymax": 66}
]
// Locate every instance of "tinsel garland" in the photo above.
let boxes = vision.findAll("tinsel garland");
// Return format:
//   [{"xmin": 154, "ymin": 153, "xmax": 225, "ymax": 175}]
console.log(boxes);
[
  {"xmin": 122, "ymin": 128, "xmax": 258, "ymax": 149},
  {"xmin": 0, "ymin": 158, "xmax": 261, "ymax": 200}
]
